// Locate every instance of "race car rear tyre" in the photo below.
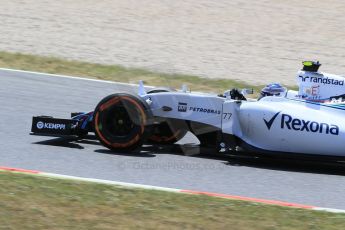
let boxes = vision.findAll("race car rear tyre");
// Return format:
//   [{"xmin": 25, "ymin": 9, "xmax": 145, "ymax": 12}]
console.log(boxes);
[
  {"xmin": 146, "ymin": 88, "xmax": 188, "ymax": 144},
  {"xmin": 93, "ymin": 93, "xmax": 153, "ymax": 152}
]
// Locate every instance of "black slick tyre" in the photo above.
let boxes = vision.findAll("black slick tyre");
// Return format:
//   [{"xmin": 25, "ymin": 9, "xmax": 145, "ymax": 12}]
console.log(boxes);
[{"xmin": 93, "ymin": 93, "xmax": 153, "ymax": 152}]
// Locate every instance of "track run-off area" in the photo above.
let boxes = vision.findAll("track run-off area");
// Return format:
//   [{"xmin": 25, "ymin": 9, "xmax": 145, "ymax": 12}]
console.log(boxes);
[{"xmin": 1, "ymin": 68, "xmax": 345, "ymax": 210}]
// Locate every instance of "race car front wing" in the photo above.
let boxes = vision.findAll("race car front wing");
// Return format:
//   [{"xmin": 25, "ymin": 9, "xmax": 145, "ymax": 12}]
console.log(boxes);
[{"xmin": 31, "ymin": 116, "xmax": 78, "ymax": 136}]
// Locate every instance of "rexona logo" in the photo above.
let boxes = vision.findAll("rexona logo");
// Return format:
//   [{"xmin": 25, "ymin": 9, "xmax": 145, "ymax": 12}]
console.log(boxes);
[
  {"xmin": 299, "ymin": 75, "xmax": 344, "ymax": 86},
  {"xmin": 263, "ymin": 111, "xmax": 280, "ymax": 130},
  {"xmin": 36, "ymin": 121, "xmax": 66, "ymax": 130},
  {"xmin": 264, "ymin": 112, "xmax": 339, "ymax": 135},
  {"xmin": 178, "ymin": 102, "xmax": 187, "ymax": 112}
]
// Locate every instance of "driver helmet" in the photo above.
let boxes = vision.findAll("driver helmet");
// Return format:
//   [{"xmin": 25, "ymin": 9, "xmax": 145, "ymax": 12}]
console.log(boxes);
[{"xmin": 259, "ymin": 83, "xmax": 286, "ymax": 100}]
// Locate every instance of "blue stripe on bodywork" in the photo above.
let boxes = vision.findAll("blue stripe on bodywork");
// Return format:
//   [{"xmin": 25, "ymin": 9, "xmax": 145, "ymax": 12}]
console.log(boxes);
[{"xmin": 288, "ymin": 98, "xmax": 345, "ymax": 111}]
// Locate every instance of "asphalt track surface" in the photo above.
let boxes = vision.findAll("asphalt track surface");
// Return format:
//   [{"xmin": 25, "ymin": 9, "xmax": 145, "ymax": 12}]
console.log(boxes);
[{"xmin": 1, "ymin": 69, "xmax": 345, "ymax": 210}]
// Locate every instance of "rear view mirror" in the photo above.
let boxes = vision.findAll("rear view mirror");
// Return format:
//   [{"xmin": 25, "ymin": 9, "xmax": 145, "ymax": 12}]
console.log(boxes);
[{"xmin": 241, "ymin": 88, "xmax": 254, "ymax": 95}]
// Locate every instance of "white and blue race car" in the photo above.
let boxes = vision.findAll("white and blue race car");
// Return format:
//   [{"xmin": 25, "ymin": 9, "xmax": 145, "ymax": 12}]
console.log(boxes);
[{"xmin": 31, "ymin": 61, "xmax": 345, "ymax": 159}]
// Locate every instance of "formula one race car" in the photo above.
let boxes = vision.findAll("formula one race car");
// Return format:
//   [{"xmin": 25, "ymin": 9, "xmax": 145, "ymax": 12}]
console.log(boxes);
[{"xmin": 31, "ymin": 61, "xmax": 345, "ymax": 158}]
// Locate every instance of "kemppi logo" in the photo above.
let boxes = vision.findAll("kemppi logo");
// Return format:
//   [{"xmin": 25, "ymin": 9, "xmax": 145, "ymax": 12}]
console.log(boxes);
[{"xmin": 36, "ymin": 121, "xmax": 66, "ymax": 130}]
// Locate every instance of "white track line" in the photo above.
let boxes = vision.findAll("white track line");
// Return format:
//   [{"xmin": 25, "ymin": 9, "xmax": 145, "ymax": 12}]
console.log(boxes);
[
  {"xmin": 313, "ymin": 207, "xmax": 345, "ymax": 214},
  {"xmin": 42, "ymin": 172, "xmax": 181, "ymax": 193},
  {"xmin": 0, "ymin": 67, "xmax": 208, "ymax": 94},
  {"xmin": 1, "ymin": 166, "xmax": 345, "ymax": 214},
  {"xmin": 0, "ymin": 67, "xmax": 140, "ymax": 86},
  {"xmin": 35, "ymin": 172, "xmax": 345, "ymax": 213}
]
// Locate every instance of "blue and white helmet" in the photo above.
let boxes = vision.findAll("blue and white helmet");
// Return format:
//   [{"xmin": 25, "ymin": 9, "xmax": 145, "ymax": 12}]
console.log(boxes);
[{"xmin": 259, "ymin": 83, "xmax": 286, "ymax": 99}]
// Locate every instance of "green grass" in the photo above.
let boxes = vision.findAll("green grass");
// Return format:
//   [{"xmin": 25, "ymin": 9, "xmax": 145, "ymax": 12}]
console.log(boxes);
[
  {"xmin": 0, "ymin": 51, "xmax": 262, "ymax": 93},
  {"xmin": 1, "ymin": 171, "xmax": 345, "ymax": 230}
]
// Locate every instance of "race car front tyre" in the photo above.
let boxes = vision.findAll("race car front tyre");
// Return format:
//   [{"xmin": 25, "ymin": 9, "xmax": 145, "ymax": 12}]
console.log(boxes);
[{"xmin": 93, "ymin": 93, "xmax": 153, "ymax": 152}]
